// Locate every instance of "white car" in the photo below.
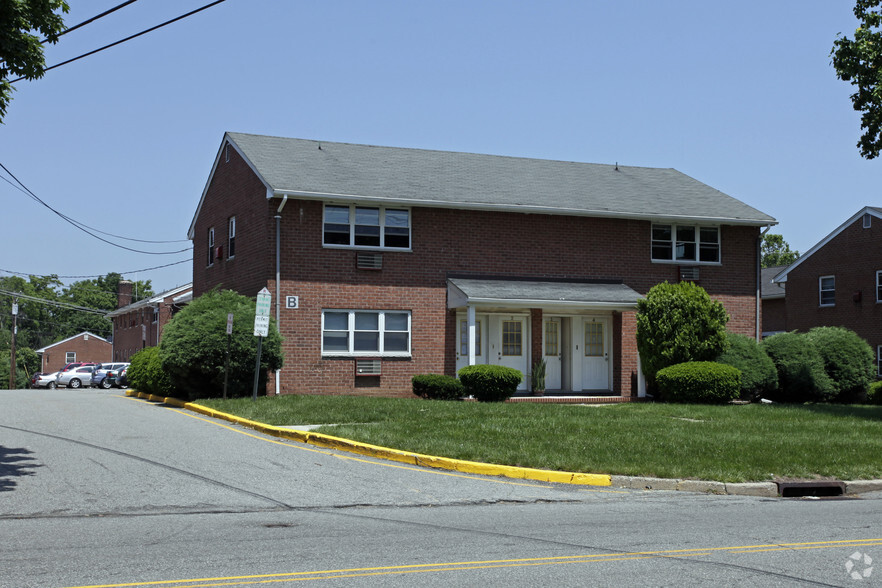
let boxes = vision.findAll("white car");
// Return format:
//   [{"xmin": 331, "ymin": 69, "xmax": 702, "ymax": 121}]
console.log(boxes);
[
  {"xmin": 56, "ymin": 365, "xmax": 96, "ymax": 389},
  {"xmin": 34, "ymin": 372, "xmax": 60, "ymax": 389}
]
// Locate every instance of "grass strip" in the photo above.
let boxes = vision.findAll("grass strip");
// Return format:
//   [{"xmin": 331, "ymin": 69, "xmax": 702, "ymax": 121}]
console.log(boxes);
[{"xmin": 197, "ymin": 396, "xmax": 882, "ymax": 483}]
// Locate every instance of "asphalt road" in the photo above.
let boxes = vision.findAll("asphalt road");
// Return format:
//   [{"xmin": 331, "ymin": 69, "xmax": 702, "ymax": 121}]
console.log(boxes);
[{"xmin": 1, "ymin": 388, "xmax": 880, "ymax": 587}]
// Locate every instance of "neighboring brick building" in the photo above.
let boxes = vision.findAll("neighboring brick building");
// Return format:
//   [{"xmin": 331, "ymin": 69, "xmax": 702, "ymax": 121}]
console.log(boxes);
[
  {"xmin": 106, "ymin": 281, "xmax": 192, "ymax": 361},
  {"xmin": 773, "ymin": 207, "xmax": 882, "ymax": 375},
  {"xmin": 36, "ymin": 332, "xmax": 111, "ymax": 373},
  {"xmin": 761, "ymin": 265, "xmax": 787, "ymax": 337},
  {"xmin": 187, "ymin": 132, "xmax": 776, "ymax": 398}
]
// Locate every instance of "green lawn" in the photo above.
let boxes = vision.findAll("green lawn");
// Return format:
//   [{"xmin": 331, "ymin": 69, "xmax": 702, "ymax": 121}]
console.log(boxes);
[{"xmin": 197, "ymin": 396, "xmax": 882, "ymax": 483}]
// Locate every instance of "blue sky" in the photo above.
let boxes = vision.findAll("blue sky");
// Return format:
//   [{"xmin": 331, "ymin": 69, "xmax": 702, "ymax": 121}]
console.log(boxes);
[{"xmin": 1, "ymin": 0, "xmax": 877, "ymax": 293}]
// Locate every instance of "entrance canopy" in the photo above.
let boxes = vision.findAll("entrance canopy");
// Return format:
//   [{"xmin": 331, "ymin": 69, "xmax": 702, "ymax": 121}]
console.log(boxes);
[{"xmin": 447, "ymin": 278, "xmax": 643, "ymax": 312}]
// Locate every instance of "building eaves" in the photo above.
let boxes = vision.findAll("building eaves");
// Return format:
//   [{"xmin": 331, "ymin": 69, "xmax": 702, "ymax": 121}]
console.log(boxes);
[
  {"xmin": 106, "ymin": 283, "xmax": 193, "ymax": 318},
  {"xmin": 36, "ymin": 331, "xmax": 109, "ymax": 353}
]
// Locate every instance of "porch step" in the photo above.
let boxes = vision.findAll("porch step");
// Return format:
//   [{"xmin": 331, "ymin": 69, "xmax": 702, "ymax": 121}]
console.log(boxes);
[{"xmin": 505, "ymin": 395, "xmax": 642, "ymax": 404}]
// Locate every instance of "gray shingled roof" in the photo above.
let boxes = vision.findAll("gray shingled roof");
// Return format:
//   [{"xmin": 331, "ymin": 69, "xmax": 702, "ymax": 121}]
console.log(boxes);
[
  {"xmin": 448, "ymin": 278, "xmax": 642, "ymax": 309},
  {"xmin": 761, "ymin": 266, "xmax": 786, "ymax": 299},
  {"xmin": 226, "ymin": 132, "xmax": 776, "ymax": 225}
]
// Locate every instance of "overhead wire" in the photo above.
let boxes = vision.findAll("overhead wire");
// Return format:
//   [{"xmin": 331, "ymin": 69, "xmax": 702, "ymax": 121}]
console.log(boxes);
[
  {"xmin": 0, "ymin": 162, "xmax": 190, "ymax": 255},
  {"xmin": 0, "ymin": 259, "xmax": 192, "ymax": 280},
  {"xmin": 43, "ymin": 0, "xmax": 140, "ymax": 43},
  {"xmin": 10, "ymin": 0, "xmax": 229, "ymax": 84}
]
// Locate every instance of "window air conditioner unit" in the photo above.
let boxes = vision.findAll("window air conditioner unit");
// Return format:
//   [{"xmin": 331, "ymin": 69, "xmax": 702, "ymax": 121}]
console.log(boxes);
[
  {"xmin": 680, "ymin": 266, "xmax": 700, "ymax": 282},
  {"xmin": 357, "ymin": 252, "xmax": 383, "ymax": 270},
  {"xmin": 355, "ymin": 359, "xmax": 382, "ymax": 376}
]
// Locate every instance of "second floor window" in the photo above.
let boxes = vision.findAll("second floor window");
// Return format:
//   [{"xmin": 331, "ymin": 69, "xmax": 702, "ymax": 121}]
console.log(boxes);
[
  {"xmin": 207, "ymin": 227, "xmax": 215, "ymax": 266},
  {"xmin": 228, "ymin": 216, "xmax": 236, "ymax": 258},
  {"xmin": 819, "ymin": 275, "xmax": 835, "ymax": 307},
  {"xmin": 323, "ymin": 204, "xmax": 411, "ymax": 250},
  {"xmin": 651, "ymin": 224, "xmax": 720, "ymax": 263}
]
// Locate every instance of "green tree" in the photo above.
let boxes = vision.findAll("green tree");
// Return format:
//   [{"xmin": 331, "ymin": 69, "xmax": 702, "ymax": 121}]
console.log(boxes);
[
  {"xmin": 159, "ymin": 289, "xmax": 283, "ymax": 399},
  {"xmin": 636, "ymin": 281, "xmax": 729, "ymax": 396},
  {"xmin": 761, "ymin": 234, "xmax": 800, "ymax": 268},
  {"xmin": 831, "ymin": 0, "xmax": 882, "ymax": 159},
  {"xmin": 0, "ymin": 0, "xmax": 69, "ymax": 122}
]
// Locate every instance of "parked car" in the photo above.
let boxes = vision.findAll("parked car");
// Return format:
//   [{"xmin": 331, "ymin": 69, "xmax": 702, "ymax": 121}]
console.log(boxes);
[
  {"xmin": 60, "ymin": 362, "xmax": 87, "ymax": 372},
  {"xmin": 90, "ymin": 362, "xmax": 129, "ymax": 389},
  {"xmin": 56, "ymin": 365, "xmax": 96, "ymax": 389},
  {"xmin": 108, "ymin": 365, "xmax": 129, "ymax": 389},
  {"xmin": 33, "ymin": 372, "xmax": 59, "ymax": 389},
  {"xmin": 29, "ymin": 372, "xmax": 43, "ymax": 388}
]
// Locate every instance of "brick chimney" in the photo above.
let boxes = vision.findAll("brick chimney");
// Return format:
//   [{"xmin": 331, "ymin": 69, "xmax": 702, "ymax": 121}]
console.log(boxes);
[{"xmin": 118, "ymin": 280, "xmax": 133, "ymax": 309}]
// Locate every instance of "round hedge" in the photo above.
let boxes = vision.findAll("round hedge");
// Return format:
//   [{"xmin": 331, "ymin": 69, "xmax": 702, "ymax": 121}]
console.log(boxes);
[
  {"xmin": 412, "ymin": 374, "xmax": 464, "ymax": 400},
  {"xmin": 655, "ymin": 361, "xmax": 741, "ymax": 404},
  {"xmin": 457, "ymin": 364, "xmax": 522, "ymax": 402},
  {"xmin": 760, "ymin": 332, "xmax": 834, "ymax": 403},
  {"xmin": 716, "ymin": 332, "xmax": 778, "ymax": 401},
  {"xmin": 806, "ymin": 326, "xmax": 874, "ymax": 403}
]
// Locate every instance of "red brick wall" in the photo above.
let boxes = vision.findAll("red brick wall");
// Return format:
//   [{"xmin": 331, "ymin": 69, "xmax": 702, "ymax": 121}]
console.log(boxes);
[
  {"xmin": 785, "ymin": 215, "xmax": 882, "ymax": 365},
  {"xmin": 193, "ymin": 154, "xmax": 761, "ymax": 397},
  {"xmin": 762, "ymin": 298, "xmax": 786, "ymax": 334},
  {"xmin": 42, "ymin": 334, "xmax": 112, "ymax": 373}
]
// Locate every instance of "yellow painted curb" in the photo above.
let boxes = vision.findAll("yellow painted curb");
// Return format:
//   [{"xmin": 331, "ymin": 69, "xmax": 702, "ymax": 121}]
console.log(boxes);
[{"xmin": 125, "ymin": 390, "xmax": 611, "ymax": 487}]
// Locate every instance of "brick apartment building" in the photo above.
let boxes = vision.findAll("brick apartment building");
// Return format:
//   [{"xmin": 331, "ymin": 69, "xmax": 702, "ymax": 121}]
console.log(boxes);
[
  {"xmin": 106, "ymin": 281, "xmax": 192, "ymax": 361},
  {"xmin": 761, "ymin": 265, "xmax": 787, "ymax": 337},
  {"xmin": 773, "ymin": 207, "xmax": 882, "ymax": 375},
  {"xmin": 36, "ymin": 332, "xmax": 111, "ymax": 373},
  {"xmin": 188, "ymin": 132, "xmax": 776, "ymax": 397}
]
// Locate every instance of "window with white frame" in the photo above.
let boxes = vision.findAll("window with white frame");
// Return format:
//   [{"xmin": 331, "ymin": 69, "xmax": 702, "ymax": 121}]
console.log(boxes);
[
  {"xmin": 66, "ymin": 351, "xmax": 76, "ymax": 363},
  {"xmin": 228, "ymin": 216, "xmax": 236, "ymax": 259},
  {"xmin": 322, "ymin": 310, "xmax": 411, "ymax": 356},
  {"xmin": 819, "ymin": 275, "xmax": 835, "ymax": 306},
  {"xmin": 651, "ymin": 224, "xmax": 720, "ymax": 263},
  {"xmin": 207, "ymin": 227, "xmax": 215, "ymax": 266},
  {"xmin": 153, "ymin": 306, "xmax": 159, "ymax": 324},
  {"xmin": 323, "ymin": 204, "xmax": 411, "ymax": 249},
  {"xmin": 878, "ymin": 346, "xmax": 882, "ymax": 377},
  {"xmin": 877, "ymin": 271, "xmax": 882, "ymax": 303}
]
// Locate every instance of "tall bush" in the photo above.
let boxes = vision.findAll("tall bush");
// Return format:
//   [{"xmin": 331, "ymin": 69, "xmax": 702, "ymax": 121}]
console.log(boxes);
[
  {"xmin": 716, "ymin": 332, "xmax": 778, "ymax": 401},
  {"xmin": 159, "ymin": 289, "xmax": 283, "ymax": 399},
  {"xmin": 458, "ymin": 364, "xmax": 522, "ymax": 402},
  {"xmin": 806, "ymin": 327, "xmax": 874, "ymax": 403},
  {"xmin": 127, "ymin": 346, "xmax": 173, "ymax": 396},
  {"xmin": 636, "ymin": 281, "xmax": 729, "ymax": 396},
  {"xmin": 760, "ymin": 332, "xmax": 834, "ymax": 403}
]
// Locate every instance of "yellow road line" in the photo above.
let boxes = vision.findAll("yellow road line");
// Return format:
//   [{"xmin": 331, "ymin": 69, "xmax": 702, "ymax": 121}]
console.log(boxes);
[{"xmin": 66, "ymin": 538, "xmax": 882, "ymax": 587}]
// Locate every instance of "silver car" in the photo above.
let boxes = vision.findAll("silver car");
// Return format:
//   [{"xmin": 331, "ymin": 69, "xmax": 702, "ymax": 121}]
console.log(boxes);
[
  {"xmin": 34, "ymin": 372, "xmax": 60, "ymax": 389},
  {"xmin": 56, "ymin": 365, "xmax": 96, "ymax": 389},
  {"xmin": 90, "ymin": 362, "xmax": 129, "ymax": 389}
]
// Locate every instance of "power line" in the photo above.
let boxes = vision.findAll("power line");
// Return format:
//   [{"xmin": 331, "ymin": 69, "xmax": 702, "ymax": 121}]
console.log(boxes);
[
  {"xmin": 0, "ymin": 172, "xmax": 189, "ymax": 244},
  {"xmin": 45, "ymin": 1, "xmax": 140, "ymax": 43},
  {"xmin": 0, "ymin": 162, "xmax": 190, "ymax": 255},
  {"xmin": 0, "ymin": 288, "xmax": 109, "ymax": 316},
  {"xmin": 0, "ymin": 258, "xmax": 192, "ymax": 280},
  {"xmin": 10, "ymin": 0, "xmax": 228, "ymax": 84}
]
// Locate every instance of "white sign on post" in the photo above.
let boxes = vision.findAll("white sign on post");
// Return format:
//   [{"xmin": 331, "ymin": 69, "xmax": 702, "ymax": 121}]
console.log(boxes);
[
  {"xmin": 226, "ymin": 312, "xmax": 234, "ymax": 335},
  {"xmin": 254, "ymin": 287, "xmax": 271, "ymax": 337}
]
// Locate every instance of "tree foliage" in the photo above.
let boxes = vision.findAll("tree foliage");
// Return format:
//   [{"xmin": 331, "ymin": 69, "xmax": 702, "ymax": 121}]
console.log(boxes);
[
  {"xmin": 159, "ymin": 289, "xmax": 283, "ymax": 399},
  {"xmin": 0, "ymin": 0, "xmax": 69, "ymax": 122},
  {"xmin": 831, "ymin": 0, "xmax": 882, "ymax": 159},
  {"xmin": 761, "ymin": 234, "xmax": 799, "ymax": 268},
  {"xmin": 636, "ymin": 281, "xmax": 729, "ymax": 394}
]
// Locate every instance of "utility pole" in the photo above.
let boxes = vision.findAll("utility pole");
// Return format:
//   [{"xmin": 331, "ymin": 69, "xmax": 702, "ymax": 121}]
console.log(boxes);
[{"xmin": 9, "ymin": 298, "xmax": 18, "ymax": 389}]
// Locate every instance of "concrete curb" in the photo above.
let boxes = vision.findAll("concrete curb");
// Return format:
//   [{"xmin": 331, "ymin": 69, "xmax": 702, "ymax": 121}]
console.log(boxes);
[{"xmin": 126, "ymin": 391, "xmax": 882, "ymax": 496}]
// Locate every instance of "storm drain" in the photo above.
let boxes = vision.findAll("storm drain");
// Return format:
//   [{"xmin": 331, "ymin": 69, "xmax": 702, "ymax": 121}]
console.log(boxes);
[{"xmin": 777, "ymin": 481, "xmax": 845, "ymax": 498}]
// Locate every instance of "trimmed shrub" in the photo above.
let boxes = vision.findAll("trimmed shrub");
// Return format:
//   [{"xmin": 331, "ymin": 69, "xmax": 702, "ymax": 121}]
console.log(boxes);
[
  {"xmin": 655, "ymin": 362, "xmax": 741, "ymax": 404},
  {"xmin": 127, "ymin": 346, "xmax": 173, "ymax": 396},
  {"xmin": 806, "ymin": 327, "xmax": 874, "ymax": 403},
  {"xmin": 636, "ymin": 281, "xmax": 729, "ymax": 396},
  {"xmin": 457, "ymin": 364, "xmax": 522, "ymax": 402},
  {"xmin": 867, "ymin": 381, "xmax": 882, "ymax": 405},
  {"xmin": 760, "ymin": 332, "xmax": 835, "ymax": 403},
  {"xmin": 716, "ymin": 332, "xmax": 778, "ymax": 401},
  {"xmin": 159, "ymin": 288, "xmax": 283, "ymax": 399},
  {"xmin": 412, "ymin": 374, "xmax": 464, "ymax": 400}
]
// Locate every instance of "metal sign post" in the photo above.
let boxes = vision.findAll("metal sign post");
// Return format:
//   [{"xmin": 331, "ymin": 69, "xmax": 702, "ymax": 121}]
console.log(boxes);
[
  {"xmin": 223, "ymin": 312, "xmax": 233, "ymax": 400},
  {"xmin": 252, "ymin": 288, "xmax": 271, "ymax": 401}
]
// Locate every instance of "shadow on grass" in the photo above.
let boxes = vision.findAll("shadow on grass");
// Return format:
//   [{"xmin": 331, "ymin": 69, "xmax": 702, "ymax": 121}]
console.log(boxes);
[{"xmin": 0, "ymin": 445, "xmax": 41, "ymax": 492}]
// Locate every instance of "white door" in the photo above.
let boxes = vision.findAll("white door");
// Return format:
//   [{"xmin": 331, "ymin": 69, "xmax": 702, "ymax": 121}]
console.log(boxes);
[
  {"xmin": 581, "ymin": 317, "xmax": 611, "ymax": 391},
  {"xmin": 456, "ymin": 314, "xmax": 487, "ymax": 373},
  {"xmin": 544, "ymin": 317, "xmax": 562, "ymax": 390},
  {"xmin": 491, "ymin": 316, "xmax": 528, "ymax": 391}
]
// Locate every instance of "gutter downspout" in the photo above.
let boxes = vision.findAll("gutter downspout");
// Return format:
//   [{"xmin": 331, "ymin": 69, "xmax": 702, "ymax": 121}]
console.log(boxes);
[
  {"xmin": 274, "ymin": 195, "xmax": 288, "ymax": 395},
  {"xmin": 757, "ymin": 225, "xmax": 772, "ymax": 341}
]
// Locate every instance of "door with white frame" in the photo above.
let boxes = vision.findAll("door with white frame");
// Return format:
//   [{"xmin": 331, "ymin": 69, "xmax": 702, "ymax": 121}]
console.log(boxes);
[
  {"xmin": 581, "ymin": 316, "xmax": 611, "ymax": 391},
  {"xmin": 544, "ymin": 317, "xmax": 562, "ymax": 390},
  {"xmin": 490, "ymin": 315, "xmax": 529, "ymax": 391},
  {"xmin": 455, "ymin": 314, "xmax": 487, "ymax": 374}
]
